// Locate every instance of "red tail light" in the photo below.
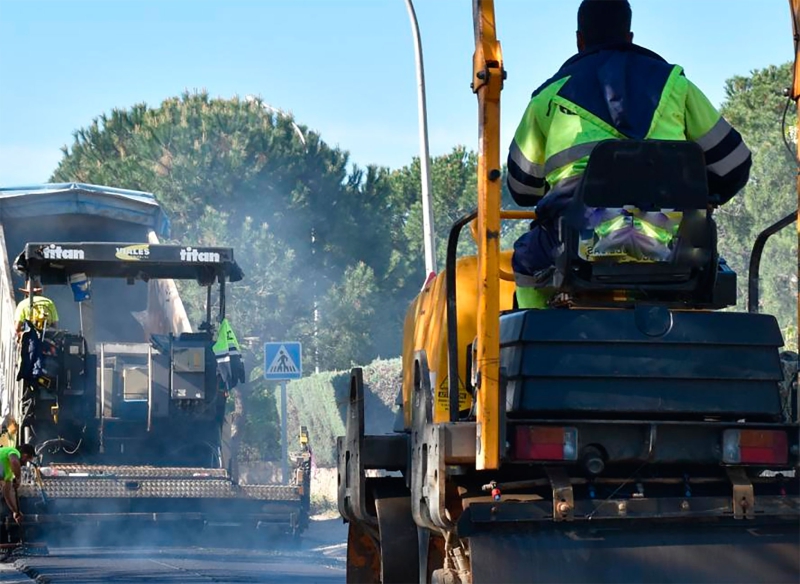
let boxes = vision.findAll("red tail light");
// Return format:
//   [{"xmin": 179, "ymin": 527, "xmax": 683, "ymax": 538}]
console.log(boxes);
[
  {"xmin": 514, "ymin": 426, "xmax": 578, "ymax": 461},
  {"xmin": 723, "ymin": 429, "xmax": 788, "ymax": 465}
]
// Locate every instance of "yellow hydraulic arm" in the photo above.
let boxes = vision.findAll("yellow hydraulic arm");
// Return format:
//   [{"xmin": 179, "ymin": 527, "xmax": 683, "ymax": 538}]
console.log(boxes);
[
  {"xmin": 791, "ymin": 0, "xmax": 800, "ymax": 353},
  {"xmin": 471, "ymin": 0, "xmax": 504, "ymax": 470}
]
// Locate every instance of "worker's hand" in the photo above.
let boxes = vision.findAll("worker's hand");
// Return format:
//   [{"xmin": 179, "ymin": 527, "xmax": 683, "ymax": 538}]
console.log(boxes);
[{"xmin": 12, "ymin": 512, "xmax": 22, "ymax": 525}]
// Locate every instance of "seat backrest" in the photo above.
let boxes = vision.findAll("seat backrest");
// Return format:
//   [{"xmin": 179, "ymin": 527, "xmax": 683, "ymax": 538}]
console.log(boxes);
[
  {"xmin": 553, "ymin": 140, "xmax": 720, "ymax": 304},
  {"xmin": 579, "ymin": 140, "xmax": 709, "ymax": 210}
]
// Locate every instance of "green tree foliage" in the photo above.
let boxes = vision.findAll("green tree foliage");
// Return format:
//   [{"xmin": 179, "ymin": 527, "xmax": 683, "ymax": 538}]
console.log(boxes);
[
  {"xmin": 386, "ymin": 147, "xmax": 525, "ymax": 272},
  {"xmin": 283, "ymin": 357, "xmax": 401, "ymax": 468},
  {"xmin": 717, "ymin": 63, "xmax": 798, "ymax": 346},
  {"xmin": 376, "ymin": 148, "xmax": 482, "ymax": 348},
  {"xmin": 392, "ymin": 147, "xmax": 480, "ymax": 268},
  {"xmin": 316, "ymin": 262, "xmax": 379, "ymax": 369},
  {"xmin": 51, "ymin": 91, "xmax": 392, "ymax": 370},
  {"xmin": 237, "ymin": 360, "xmax": 283, "ymax": 463},
  {"xmin": 177, "ymin": 206, "xmax": 305, "ymax": 341}
]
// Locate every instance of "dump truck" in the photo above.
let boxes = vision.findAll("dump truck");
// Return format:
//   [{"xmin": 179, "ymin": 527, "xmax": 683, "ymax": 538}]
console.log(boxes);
[
  {"xmin": 337, "ymin": 2, "xmax": 799, "ymax": 582},
  {"xmin": 0, "ymin": 183, "xmax": 310, "ymax": 541}
]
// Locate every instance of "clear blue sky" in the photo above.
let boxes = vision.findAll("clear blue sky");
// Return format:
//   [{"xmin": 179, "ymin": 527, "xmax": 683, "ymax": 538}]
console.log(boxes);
[{"xmin": 0, "ymin": 0, "xmax": 793, "ymax": 186}]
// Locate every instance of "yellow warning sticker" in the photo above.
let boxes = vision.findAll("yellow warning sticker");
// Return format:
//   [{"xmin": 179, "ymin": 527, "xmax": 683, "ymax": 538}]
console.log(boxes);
[{"xmin": 434, "ymin": 375, "xmax": 471, "ymax": 418}]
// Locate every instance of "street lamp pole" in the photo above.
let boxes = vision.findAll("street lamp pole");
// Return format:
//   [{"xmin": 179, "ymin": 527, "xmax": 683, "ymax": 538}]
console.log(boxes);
[{"xmin": 404, "ymin": 0, "xmax": 437, "ymax": 276}]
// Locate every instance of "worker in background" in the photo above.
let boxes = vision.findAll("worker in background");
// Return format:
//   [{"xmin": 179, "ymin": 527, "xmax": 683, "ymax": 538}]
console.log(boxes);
[
  {"xmin": 508, "ymin": 0, "xmax": 752, "ymax": 308},
  {"xmin": 0, "ymin": 418, "xmax": 19, "ymax": 449},
  {"xmin": 0, "ymin": 443, "xmax": 35, "ymax": 524},
  {"xmin": 14, "ymin": 279, "xmax": 58, "ymax": 335}
]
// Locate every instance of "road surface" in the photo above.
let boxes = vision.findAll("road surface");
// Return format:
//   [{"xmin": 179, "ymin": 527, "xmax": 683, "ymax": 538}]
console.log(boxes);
[{"xmin": 0, "ymin": 517, "xmax": 346, "ymax": 584}]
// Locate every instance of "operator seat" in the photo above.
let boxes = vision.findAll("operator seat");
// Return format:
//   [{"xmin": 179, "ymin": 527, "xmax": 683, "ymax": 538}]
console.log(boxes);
[
  {"xmin": 499, "ymin": 141, "xmax": 783, "ymax": 420},
  {"xmin": 541, "ymin": 140, "xmax": 736, "ymax": 309}
]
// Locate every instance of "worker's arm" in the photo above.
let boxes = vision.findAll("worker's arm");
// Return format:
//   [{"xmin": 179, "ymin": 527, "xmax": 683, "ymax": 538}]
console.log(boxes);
[
  {"xmin": 507, "ymin": 99, "xmax": 548, "ymax": 207},
  {"xmin": 685, "ymin": 79, "xmax": 752, "ymax": 205},
  {"xmin": 2, "ymin": 481, "xmax": 20, "ymax": 518}
]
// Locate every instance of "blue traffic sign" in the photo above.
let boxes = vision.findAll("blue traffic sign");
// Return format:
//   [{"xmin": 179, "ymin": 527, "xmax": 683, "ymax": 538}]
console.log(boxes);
[{"xmin": 264, "ymin": 342, "xmax": 302, "ymax": 380}]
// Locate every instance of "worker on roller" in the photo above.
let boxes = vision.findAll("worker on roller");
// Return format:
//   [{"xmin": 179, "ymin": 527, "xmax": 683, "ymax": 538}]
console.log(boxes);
[
  {"xmin": 0, "ymin": 444, "xmax": 35, "ymax": 525},
  {"xmin": 507, "ymin": 0, "xmax": 752, "ymax": 308},
  {"xmin": 14, "ymin": 279, "xmax": 58, "ymax": 335}
]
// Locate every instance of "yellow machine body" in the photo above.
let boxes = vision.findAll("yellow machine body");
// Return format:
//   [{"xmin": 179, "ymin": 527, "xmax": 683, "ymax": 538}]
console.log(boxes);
[{"xmin": 400, "ymin": 250, "xmax": 516, "ymax": 428}]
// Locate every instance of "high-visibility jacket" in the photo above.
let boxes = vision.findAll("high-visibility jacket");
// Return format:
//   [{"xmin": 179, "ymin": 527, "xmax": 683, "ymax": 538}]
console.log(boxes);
[
  {"xmin": 507, "ymin": 43, "xmax": 752, "ymax": 214},
  {"xmin": 14, "ymin": 295, "xmax": 58, "ymax": 330},
  {"xmin": 0, "ymin": 446, "xmax": 20, "ymax": 482},
  {"xmin": 213, "ymin": 318, "xmax": 245, "ymax": 391}
]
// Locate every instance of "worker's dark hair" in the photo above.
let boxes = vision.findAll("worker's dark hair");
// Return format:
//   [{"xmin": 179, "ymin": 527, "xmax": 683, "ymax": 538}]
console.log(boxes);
[
  {"xmin": 578, "ymin": 0, "xmax": 632, "ymax": 47},
  {"xmin": 17, "ymin": 443, "xmax": 35, "ymax": 458}
]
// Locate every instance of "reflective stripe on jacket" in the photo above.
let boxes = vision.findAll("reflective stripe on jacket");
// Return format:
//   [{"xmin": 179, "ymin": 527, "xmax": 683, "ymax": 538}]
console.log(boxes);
[{"xmin": 507, "ymin": 43, "xmax": 751, "ymax": 211}]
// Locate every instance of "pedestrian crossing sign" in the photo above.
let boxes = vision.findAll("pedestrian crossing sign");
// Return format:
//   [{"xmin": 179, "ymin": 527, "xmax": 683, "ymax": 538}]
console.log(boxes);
[{"xmin": 264, "ymin": 342, "xmax": 302, "ymax": 380}]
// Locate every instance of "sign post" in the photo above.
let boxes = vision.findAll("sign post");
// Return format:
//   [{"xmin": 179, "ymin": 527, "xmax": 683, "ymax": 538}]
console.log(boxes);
[{"xmin": 264, "ymin": 342, "xmax": 302, "ymax": 484}]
